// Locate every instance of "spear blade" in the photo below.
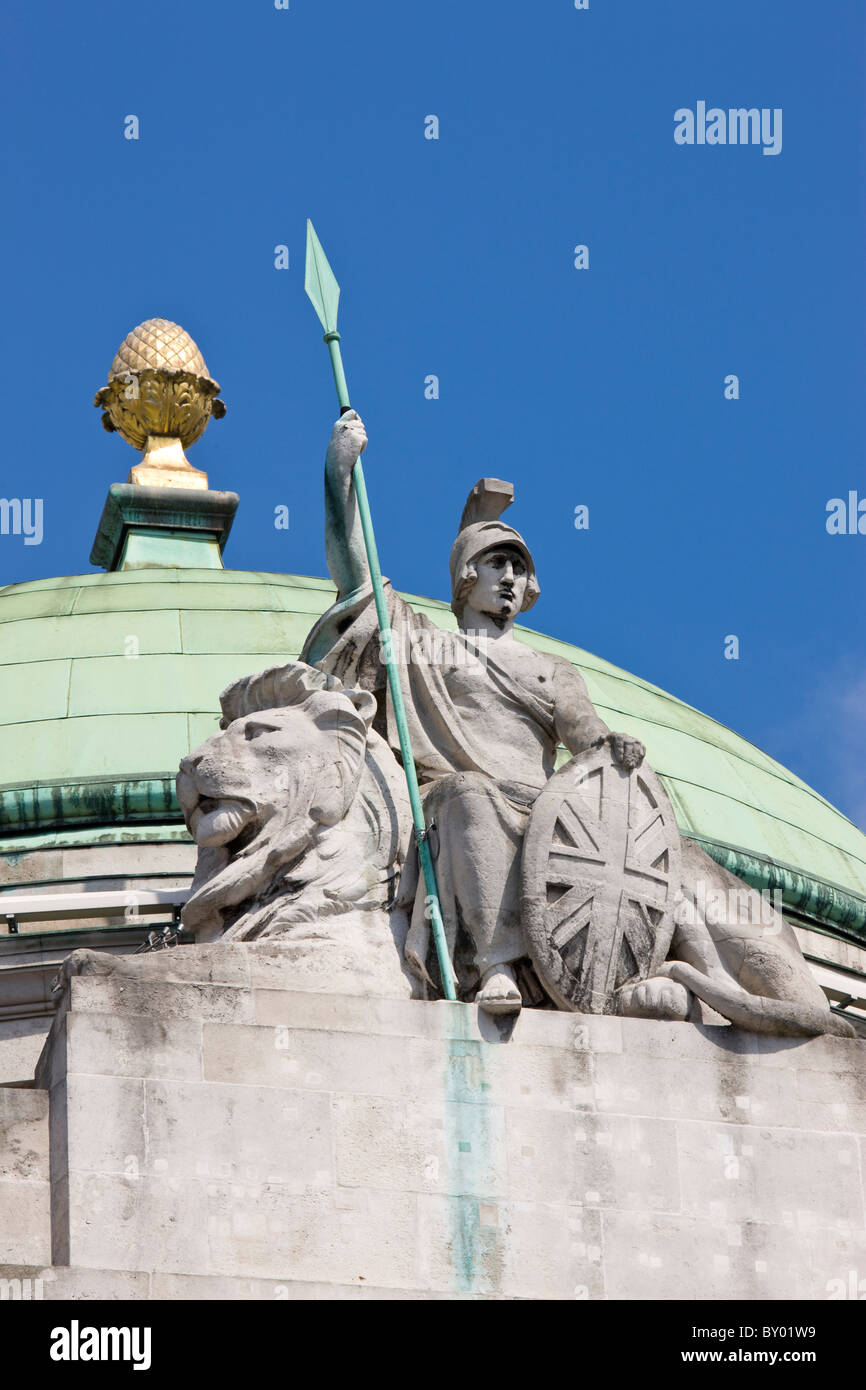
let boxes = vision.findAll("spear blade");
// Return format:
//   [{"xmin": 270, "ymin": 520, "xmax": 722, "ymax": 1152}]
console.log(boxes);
[{"xmin": 304, "ymin": 219, "xmax": 341, "ymax": 335}]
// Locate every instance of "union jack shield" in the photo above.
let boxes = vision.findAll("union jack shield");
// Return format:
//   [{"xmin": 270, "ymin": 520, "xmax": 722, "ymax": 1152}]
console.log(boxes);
[{"xmin": 521, "ymin": 745, "xmax": 681, "ymax": 1013}]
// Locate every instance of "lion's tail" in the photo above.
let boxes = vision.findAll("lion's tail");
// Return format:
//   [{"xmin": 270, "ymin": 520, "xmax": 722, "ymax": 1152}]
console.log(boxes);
[{"xmin": 661, "ymin": 961, "xmax": 856, "ymax": 1039}]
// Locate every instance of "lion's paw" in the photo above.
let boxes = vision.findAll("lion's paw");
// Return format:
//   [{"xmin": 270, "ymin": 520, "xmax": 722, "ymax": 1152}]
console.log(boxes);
[{"xmin": 616, "ymin": 976, "xmax": 691, "ymax": 1022}]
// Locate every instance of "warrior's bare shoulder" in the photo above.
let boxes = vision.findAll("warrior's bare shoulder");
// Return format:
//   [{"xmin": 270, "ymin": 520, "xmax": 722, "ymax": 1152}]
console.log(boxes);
[
  {"xmin": 498, "ymin": 638, "xmax": 559, "ymax": 683},
  {"xmin": 509, "ymin": 643, "xmax": 589, "ymax": 690}
]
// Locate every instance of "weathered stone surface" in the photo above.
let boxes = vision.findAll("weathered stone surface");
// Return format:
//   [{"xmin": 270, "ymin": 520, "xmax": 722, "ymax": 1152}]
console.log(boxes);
[
  {"xmin": 0, "ymin": 1265, "xmax": 420, "ymax": 1301},
  {"xmin": 0, "ymin": 1026, "xmax": 52, "ymax": 1086},
  {"xmin": 0, "ymin": 1088, "xmax": 48, "ymax": 1181},
  {"xmin": 150, "ymin": 1271, "xmax": 464, "ymax": 1300},
  {"xmin": 593, "ymin": 1049, "xmax": 803, "ymax": 1127},
  {"xmin": 204, "ymin": 1183, "xmax": 422, "ymax": 1285},
  {"xmin": 0, "ymin": 1184, "xmax": 51, "ymax": 1268},
  {"xmin": 505, "ymin": 1109, "xmax": 681, "ymax": 1212},
  {"xmin": 60, "ymin": 973, "xmax": 256, "ymax": 1027},
  {"xmin": 61, "ymin": 1009, "xmax": 203, "ymax": 1083},
  {"xmin": 203, "ymin": 1020, "xmax": 451, "ymax": 1099},
  {"xmin": 43, "ymin": 1267, "xmax": 150, "ymax": 1301},
  {"xmin": 0, "ymin": 1089, "xmax": 50, "ymax": 1266},
  {"xmin": 601, "ymin": 1210, "xmax": 805, "ymax": 1301},
  {"xmin": 333, "ymin": 1093, "xmax": 508, "ymax": 1199},
  {"xmin": 11, "ymin": 966, "xmax": 864, "ymax": 1298},
  {"xmin": 676, "ymin": 1119, "xmax": 864, "ymax": 1230},
  {"xmin": 415, "ymin": 1193, "xmax": 606, "ymax": 1298},
  {"xmin": 145, "ymin": 1079, "xmax": 332, "ymax": 1189},
  {"xmin": 62, "ymin": 1074, "xmax": 146, "ymax": 1177},
  {"xmin": 64, "ymin": 1172, "xmax": 210, "ymax": 1274}
]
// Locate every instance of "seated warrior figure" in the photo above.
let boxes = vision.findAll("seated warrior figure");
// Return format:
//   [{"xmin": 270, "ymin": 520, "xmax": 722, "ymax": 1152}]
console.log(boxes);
[{"xmin": 301, "ymin": 410, "xmax": 646, "ymax": 1015}]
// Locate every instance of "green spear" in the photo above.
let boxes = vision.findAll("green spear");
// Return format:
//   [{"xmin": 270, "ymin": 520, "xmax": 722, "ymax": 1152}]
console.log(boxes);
[{"xmin": 304, "ymin": 219, "xmax": 457, "ymax": 1003}]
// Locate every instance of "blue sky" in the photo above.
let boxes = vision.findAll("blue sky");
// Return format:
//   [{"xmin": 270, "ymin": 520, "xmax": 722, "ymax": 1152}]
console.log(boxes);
[{"xmin": 1, "ymin": 0, "xmax": 863, "ymax": 826}]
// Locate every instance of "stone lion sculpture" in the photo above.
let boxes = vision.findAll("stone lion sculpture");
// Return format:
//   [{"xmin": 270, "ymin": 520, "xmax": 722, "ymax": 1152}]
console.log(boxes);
[{"xmin": 174, "ymin": 661, "xmax": 415, "ymax": 998}]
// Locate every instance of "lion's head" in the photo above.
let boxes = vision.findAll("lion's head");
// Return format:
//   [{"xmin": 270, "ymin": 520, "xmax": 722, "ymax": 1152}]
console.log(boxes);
[{"xmin": 177, "ymin": 662, "xmax": 410, "ymax": 944}]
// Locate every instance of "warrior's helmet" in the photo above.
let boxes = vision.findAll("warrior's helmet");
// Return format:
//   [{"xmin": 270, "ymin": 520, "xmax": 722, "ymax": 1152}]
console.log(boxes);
[{"xmin": 449, "ymin": 478, "xmax": 540, "ymax": 622}]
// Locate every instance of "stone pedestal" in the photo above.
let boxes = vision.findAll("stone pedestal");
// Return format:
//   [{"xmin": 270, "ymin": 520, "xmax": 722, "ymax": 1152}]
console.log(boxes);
[{"xmin": 2, "ymin": 949, "xmax": 865, "ymax": 1299}]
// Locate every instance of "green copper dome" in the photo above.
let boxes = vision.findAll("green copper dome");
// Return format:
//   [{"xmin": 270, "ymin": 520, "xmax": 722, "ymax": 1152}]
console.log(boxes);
[{"xmin": 2, "ymin": 566, "xmax": 865, "ymax": 939}]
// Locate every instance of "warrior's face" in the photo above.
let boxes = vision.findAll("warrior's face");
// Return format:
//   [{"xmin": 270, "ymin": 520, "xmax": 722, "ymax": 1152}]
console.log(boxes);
[{"xmin": 468, "ymin": 545, "xmax": 528, "ymax": 624}]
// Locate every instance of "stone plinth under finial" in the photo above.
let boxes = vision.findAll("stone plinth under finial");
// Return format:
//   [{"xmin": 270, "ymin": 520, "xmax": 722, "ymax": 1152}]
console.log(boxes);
[{"xmin": 90, "ymin": 484, "xmax": 239, "ymax": 571}]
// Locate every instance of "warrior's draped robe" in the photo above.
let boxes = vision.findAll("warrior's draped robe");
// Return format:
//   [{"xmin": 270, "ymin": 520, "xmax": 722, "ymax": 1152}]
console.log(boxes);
[{"xmin": 301, "ymin": 582, "xmax": 560, "ymax": 993}]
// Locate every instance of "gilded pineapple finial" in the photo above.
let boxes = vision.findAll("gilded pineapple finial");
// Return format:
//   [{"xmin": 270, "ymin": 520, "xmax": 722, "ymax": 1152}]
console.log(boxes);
[{"xmin": 94, "ymin": 318, "xmax": 226, "ymax": 490}]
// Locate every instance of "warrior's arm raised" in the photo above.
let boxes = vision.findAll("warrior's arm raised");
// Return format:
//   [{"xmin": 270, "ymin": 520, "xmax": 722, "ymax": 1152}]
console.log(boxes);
[{"xmin": 324, "ymin": 410, "xmax": 371, "ymax": 597}]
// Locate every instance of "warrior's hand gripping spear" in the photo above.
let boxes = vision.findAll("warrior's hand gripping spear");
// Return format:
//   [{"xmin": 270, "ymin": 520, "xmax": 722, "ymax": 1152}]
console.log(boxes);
[{"xmin": 304, "ymin": 220, "xmax": 457, "ymax": 1001}]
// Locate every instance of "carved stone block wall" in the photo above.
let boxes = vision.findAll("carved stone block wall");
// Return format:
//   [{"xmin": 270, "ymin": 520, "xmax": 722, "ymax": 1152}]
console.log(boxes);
[{"xmin": 2, "ymin": 954, "xmax": 864, "ymax": 1299}]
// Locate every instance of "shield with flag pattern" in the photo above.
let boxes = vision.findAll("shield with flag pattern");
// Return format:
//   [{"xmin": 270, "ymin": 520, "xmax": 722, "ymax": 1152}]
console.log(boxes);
[{"xmin": 521, "ymin": 744, "xmax": 681, "ymax": 1013}]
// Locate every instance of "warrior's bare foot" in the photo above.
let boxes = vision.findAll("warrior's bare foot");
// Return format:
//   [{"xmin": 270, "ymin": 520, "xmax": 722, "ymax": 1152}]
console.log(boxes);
[
  {"xmin": 476, "ymin": 964, "xmax": 522, "ymax": 1015},
  {"xmin": 617, "ymin": 976, "xmax": 691, "ymax": 1022}
]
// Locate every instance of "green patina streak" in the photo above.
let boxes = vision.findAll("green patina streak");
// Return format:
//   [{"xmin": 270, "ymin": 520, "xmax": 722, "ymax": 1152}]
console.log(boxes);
[{"xmin": 443, "ymin": 1007, "xmax": 504, "ymax": 1297}]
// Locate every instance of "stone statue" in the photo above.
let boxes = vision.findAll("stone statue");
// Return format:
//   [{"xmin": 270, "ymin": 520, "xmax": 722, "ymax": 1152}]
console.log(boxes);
[
  {"xmin": 296, "ymin": 410, "xmax": 853, "ymax": 1039},
  {"xmin": 302, "ymin": 412, "xmax": 646, "ymax": 1014},
  {"xmin": 175, "ymin": 661, "xmax": 414, "ymax": 998}
]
